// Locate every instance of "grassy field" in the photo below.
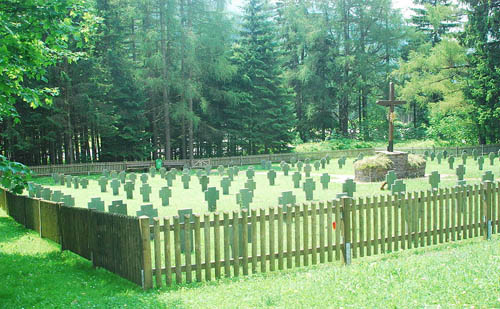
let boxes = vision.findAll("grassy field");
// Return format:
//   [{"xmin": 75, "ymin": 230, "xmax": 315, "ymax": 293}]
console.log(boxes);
[
  {"xmin": 30, "ymin": 154, "xmax": 500, "ymax": 218},
  {"xmin": 1, "ymin": 208, "xmax": 498, "ymax": 308}
]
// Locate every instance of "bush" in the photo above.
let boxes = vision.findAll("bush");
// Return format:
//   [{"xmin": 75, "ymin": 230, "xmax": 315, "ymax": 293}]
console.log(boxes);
[
  {"xmin": 354, "ymin": 155, "xmax": 393, "ymax": 171},
  {"xmin": 408, "ymin": 154, "xmax": 426, "ymax": 168}
]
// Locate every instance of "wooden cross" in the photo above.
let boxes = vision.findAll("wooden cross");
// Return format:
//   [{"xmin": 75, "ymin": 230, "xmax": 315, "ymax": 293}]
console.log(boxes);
[{"xmin": 377, "ymin": 82, "xmax": 406, "ymax": 152}]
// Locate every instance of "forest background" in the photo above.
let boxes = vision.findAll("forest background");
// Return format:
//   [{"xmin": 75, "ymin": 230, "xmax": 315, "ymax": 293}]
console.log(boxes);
[{"xmin": 1, "ymin": 0, "xmax": 499, "ymax": 166}]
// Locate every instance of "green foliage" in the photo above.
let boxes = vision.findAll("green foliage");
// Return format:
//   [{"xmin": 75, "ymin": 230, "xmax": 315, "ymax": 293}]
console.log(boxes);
[
  {"xmin": 295, "ymin": 139, "xmax": 373, "ymax": 153},
  {"xmin": 0, "ymin": 155, "xmax": 31, "ymax": 194},
  {"xmin": 353, "ymin": 155, "xmax": 393, "ymax": 172},
  {"xmin": 408, "ymin": 154, "xmax": 426, "ymax": 168}
]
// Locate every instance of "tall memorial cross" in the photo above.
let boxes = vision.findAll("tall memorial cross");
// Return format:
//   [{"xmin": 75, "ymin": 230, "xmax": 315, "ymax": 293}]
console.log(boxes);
[{"xmin": 376, "ymin": 82, "xmax": 406, "ymax": 152}]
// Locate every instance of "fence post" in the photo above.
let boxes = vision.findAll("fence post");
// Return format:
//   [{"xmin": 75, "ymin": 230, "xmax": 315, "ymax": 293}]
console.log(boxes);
[
  {"xmin": 341, "ymin": 197, "xmax": 352, "ymax": 265},
  {"xmin": 139, "ymin": 216, "xmax": 153, "ymax": 289},
  {"xmin": 482, "ymin": 181, "xmax": 493, "ymax": 240}
]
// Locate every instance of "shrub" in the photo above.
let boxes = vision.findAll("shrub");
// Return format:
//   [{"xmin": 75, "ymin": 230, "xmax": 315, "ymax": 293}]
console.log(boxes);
[
  {"xmin": 408, "ymin": 154, "xmax": 426, "ymax": 168},
  {"xmin": 354, "ymin": 155, "xmax": 393, "ymax": 171}
]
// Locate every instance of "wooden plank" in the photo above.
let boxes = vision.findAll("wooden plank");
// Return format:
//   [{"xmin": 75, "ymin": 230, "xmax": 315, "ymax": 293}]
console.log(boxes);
[
  {"xmin": 269, "ymin": 207, "xmax": 275, "ymax": 271},
  {"xmin": 473, "ymin": 184, "xmax": 479, "ymax": 237},
  {"xmin": 194, "ymin": 214, "xmax": 202, "ymax": 282},
  {"xmin": 214, "ymin": 213, "xmax": 221, "ymax": 279},
  {"xmin": 184, "ymin": 214, "xmax": 192, "ymax": 283},
  {"xmin": 286, "ymin": 207, "xmax": 292, "ymax": 269},
  {"xmin": 457, "ymin": 186, "xmax": 462, "ymax": 240},
  {"xmin": 153, "ymin": 218, "xmax": 162, "ymax": 288},
  {"xmin": 260, "ymin": 208, "xmax": 267, "ymax": 273},
  {"xmin": 386, "ymin": 195, "xmax": 393, "ymax": 253},
  {"xmin": 400, "ymin": 194, "xmax": 406, "ymax": 250},
  {"xmin": 164, "ymin": 217, "xmax": 172, "ymax": 286},
  {"xmin": 479, "ymin": 184, "xmax": 484, "ymax": 237},
  {"xmin": 380, "ymin": 195, "xmax": 386, "ymax": 253},
  {"xmin": 251, "ymin": 209, "xmax": 258, "ymax": 274},
  {"xmin": 341, "ymin": 197, "xmax": 351, "ymax": 263},
  {"xmin": 311, "ymin": 203, "xmax": 317, "ymax": 264},
  {"xmin": 294, "ymin": 204, "xmax": 301, "ymax": 267},
  {"xmin": 277, "ymin": 206, "xmax": 284, "ymax": 270},
  {"xmin": 444, "ymin": 188, "xmax": 450, "ymax": 242},
  {"xmin": 303, "ymin": 203, "xmax": 309, "ymax": 266},
  {"xmin": 408, "ymin": 193, "xmax": 414, "ymax": 249},
  {"xmin": 318, "ymin": 202, "xmax": 325, "ymax": 263},
  {"xmin": 426, "ymin": 190, "xmax": 432, "ymax": 245},
  {"xmin": 358, "ymin": 198, "xmax": 364, "ymax": 257},
  {"xmin": 467, "ymin": 186, "xmax": 474, "ymax": 239},
  {"xmin": 351, "ymin": 198, "xmax": 357, "ymax": 258},
  {"xmin": 329, "ymin": 200, "xmax": 336, "ymax": 261},
  {"xmin": 373, "ymin": 196, "xmax": 379, "ymax": 254},
  {"xmin": 223, "ymin": 212, "xmax": 230, "ymax": 277},
  {"xmin": 461, "ymin": 187, "xmax": 468, "ymax": 240},
  {"xmin": 451, "ymin": 187, "xmax": 457, "ymax": 241},
  {"xmin": 241, "ymin": 210, "xmax": 249, "ymax": 276},
  {"xmin": 139, "ymin": 216, "xmax": 153, "ymax": 289},
  {"xmin": 232, "ymin": 211, "xmax": 240, "ymax": 277},
  {"xmin": 438, "ymin": 189, "xmax": 444, "ymax": 243},
  {"xmin": 394, "ymin": 194, "xmax": 399, "ymax": 251}
]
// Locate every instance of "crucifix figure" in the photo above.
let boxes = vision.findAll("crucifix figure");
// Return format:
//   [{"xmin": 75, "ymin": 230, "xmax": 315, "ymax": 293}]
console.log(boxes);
[{"xmin": 377, "ymin": 82, "xmax": 406, "ymax": 152}]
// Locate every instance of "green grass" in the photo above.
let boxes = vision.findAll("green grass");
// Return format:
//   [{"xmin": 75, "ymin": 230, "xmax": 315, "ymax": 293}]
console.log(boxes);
[
  {"xmin": 1, "ymin": 209, "xmax": 499, "ymax": 308},
  {"xmin": 294, "ymin": 139, "xmax": 441, "ymax": 153},
  {"xmin": 30, "ymin": 155, "xmax": 500, "ymax": 217}
]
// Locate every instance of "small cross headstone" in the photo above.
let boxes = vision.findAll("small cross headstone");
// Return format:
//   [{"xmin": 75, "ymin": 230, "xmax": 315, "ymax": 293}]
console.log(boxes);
[
  {"xmin": 62, "ymin": 195, "xmax": 75, "ymax": 207},
  {"xmin": 304, "ymin": 164, "xmax": 312, "ymax": 178},
  {"xmin": 159, "ymin": 167, "xmax": 167, "ymax": 179},
  {"xmin": 278, "ymin": 191, "xmax": 296, "ymax": 212},
  {"xmin": 80, "ymin": 178, "xmax": 89, "ymax": 189},
  {"xmin": 280, "ymin": 161, "xmax": 286, "ymax": 170},
  {"xmin": 282, "ymin": 163, "xmax": 290, "ymax": 176},
  {"xmin": 52, "ymin": 173, "xmax": 59, "ymax": 185},
  {"xmin": 102, "ymin": 169, "xmax": 110, "ymax": 178},
  {"xmin": 128, "ymin": 173, "xmax": 137, "ymax": 183},
  {"xmin": 196, "ymin": 169, "xmax": 203, "ymax": 178},
  {"xmin": 290, "ymin": 157, "xmax": 297, "ymax": 167},
  {"xmin": 98, "ymin": 176, "xmax": 108, "ymax": 193},
  {"xmin": 65, "ymin": 175, "xmax": 72, "ymax": 188},
  {"xmin": 305, "ymin": 158, "xmax": 311, "ymax": 164},
  {"xmin": 34, "ymin": 184, "xmax": 42, "ymax": 198},
  {"xmin": 110, "ymin": 178, "xmax": 120, "ymax": 196},
  {"xmin": 221, "ymin": 177, "xmax": 231, "ymax": 195},
  {"xmin": 217, "ymin": 165, "xmax": 225, "ymax": 176},
  {"xmin": 41, "ymin": 188, "xmax": 52, "ymax": 201},
  {"xmin": 342, "ymin": 179, "xmax": 356, "ymax": 198},
  {"xmin": 179, "ymin": 209, "xmax": 194, "ymax": 253},
  {"xmin": 236, "ymin": 189, "xmax": 253, "ymax": 210},
  {"xmin": 424, "ymin": 150, "xmax": 429, "ymax": 160},
  {"xmin": 488, "ymin": 152, "xmax": 496, "ymax": 165},
  {"xmin": 320, "ymin": 173, "xmax": 330, "ymax": 189},
  {"xmin": 246, "ymin": 167, "xmax": 255, "ymax": 179},
  {"xmin": 205, "ymin": 164, "xmax": 212, "ymax": 176},
  {"xmin": 478, "ymin": 156, "xmax": 484, "ymax": 170},
  {"xmin": 232, "ymin": 166, "xmax": 239, "ymax": 177},
  {"xmin": 140, "ymin": 173, "xmax": 149, "ymax": 184},
  {"xmin": 136, "ymin": 204, "xmax": 158, "ymax": 224},
  {"xmin": 159, "ymin": 187, "xmax": 172, "ymax": 206},
  {"xmin": 119, "ymin": 171, "xmax": 126, "ymax": 184},
  {"xmin": 245, "ymin": 179, "xmax": 256, "ymax": 192},
  {"xmin": 140, "ymin": 183, "xmax": 152, "ymax": 203},
  {"xmin": 267, "ymin": 169, "xmax": 277, "ymax": 185},
  {"xmin": 472, "ymin": 149, "xmax": 478, "ymax": 161},
  {"xmin": 27, "ymin": 182, "xmax": 35, "ymax": 198},
  {"xmin": 461, "ymin": 151, "xmax": 467, "ymax": 164},
  {"xmin": 265, "ymin": 161, "xmax": 272, "ymax": 170},
  {"xmin": 72, "ymin": 177, "xmax": 79, "ymax": 189},
  {"xmin": 336, "ymin": 193, "xmax": 348, "ymax": 199},
  {"xmin": 88, "ymin": 197, "xmax": 105, "ymax": 212},
  {"xmin": 166, "ymin": 171, "xmax": 175, "ymax": 186},
  {"xmin": 149, "ymin": 166, "xmax": 156, "ymax": 177},
  {"xmin": 51, "ymin": 190, "xmax": 63, "ymax": 202},
  {"xmin": 436, "ymin": 152, "xmax": 443, "ymax": 164},
  {"xmin": 303, "ymin": 178, "xmax": 316, "ymax": 201},
  {"xmin": 124, "ymin": 181, "xmax": 134, "ymax": 199},
  {"xmin": 481, "ymin": 171, "xmax": 494, "ymax": 182},
  {"xmin": 320, "ymin": 157, "xmax": 326, "ymax": 169},
  {"xmin": 181, "ymin": 173, "xmax": 191, "ymax": 189},
  {"xmin": 443, "ymin": 150, "xmax": 448, "ymax": 159},
  {"xmin": 429, "ymin": 171, "xmax": 440, "ymax": 190},
  {"xmin": 205, "ymin": 187, "xmax": 220, "ymax": 212},
  {"xmin": 292, "ymin": 172, "xmax": 302, "ymax": 189},
  {"xmin": 391, "ymin": 179, "xmax": 406, "ymax": 196},
  {"xmin": 199, "ymin": 175, "xmax": 210, "ymax": 192},
  {"xmin": 313, "ymin": 161, "xmax": 320, "ymax": 171},
  {"xmin": 456, "ymin": 164, "xmax": 466, "ymax": 181},
  {"xmin": 325, "ymin": 154, "xmax": 331, "ymax": 164},
  {"xmin": 456, "ymin": 180, "xmax": 467, "ymax": 187},
  {"xmin": 385, "ymin": 170, "xmax": 397, "ymax": 190},
  {"xmin": 430, "ymin": 152, "xmax": 435, "ymax": 161},
  {"xmin": 227, "ymin": 167, "xmax": 234, "ymax": 181},
  {"xmin": 110, "ymin": 171, "xmax": 118, "ymax": 179},
  {"xmin": 297, "ymin": 161, "xmax": 304, "ymax": 172},
  {"xmin": 109, "ymin": 200, "xmax": 127, "ymax": 215},
  {"xmin": 338, "ymin": 157, "xmax": 346, "ymax": 169},
  {"xmin": 448, "ymin": 156, "xmax": 455, "ymax": 169},
  {"xmin": 59, "ymin": 174, "xmax": 65, "ymax": 186},
  {"xmin": 261, "ymin": 159, "xmax": 267, "ymax": 169}
]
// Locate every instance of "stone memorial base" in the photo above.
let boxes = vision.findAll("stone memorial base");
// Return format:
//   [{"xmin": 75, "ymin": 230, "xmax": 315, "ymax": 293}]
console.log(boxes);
[{"xmin": 355, "ymin": 151, "xmax": 426, "ymax": 182}]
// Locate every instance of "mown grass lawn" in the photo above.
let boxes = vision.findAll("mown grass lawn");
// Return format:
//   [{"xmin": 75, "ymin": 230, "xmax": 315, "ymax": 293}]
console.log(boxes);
[{"xmin": 1, "ymin": 209, "xmax": 499, "ymax": 308}]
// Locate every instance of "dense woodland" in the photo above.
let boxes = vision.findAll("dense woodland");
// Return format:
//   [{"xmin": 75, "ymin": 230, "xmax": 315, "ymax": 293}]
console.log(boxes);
[{"xmin": 1, "ymin": 0, "xmax": 499, "ymax": 166}]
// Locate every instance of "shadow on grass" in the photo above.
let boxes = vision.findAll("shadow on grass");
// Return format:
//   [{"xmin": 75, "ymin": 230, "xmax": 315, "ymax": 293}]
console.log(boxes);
[{"xmin": 0, "ymin": 217, "xmax": 26, "ymax": 244}]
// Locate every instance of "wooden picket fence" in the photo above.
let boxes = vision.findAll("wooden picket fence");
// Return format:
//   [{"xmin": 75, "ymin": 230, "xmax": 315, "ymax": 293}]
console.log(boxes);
[{"xmin": 141, "ymin": 182, "xmax": 500, "ymax": 289}]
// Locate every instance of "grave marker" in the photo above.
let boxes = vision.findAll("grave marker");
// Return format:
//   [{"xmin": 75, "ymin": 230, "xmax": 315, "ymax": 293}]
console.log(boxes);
[
  {"xmin": 110, "ymin": 171, "xmax": 118, "ymax": 179},
  {"xmin": 217, "ymin": 165, "xmax": 225, "ymax": 176},
  {"xmin": 196, "ymin": 169, "xmax": 203, "ymax": 178},
  {"xmin": 52, "ymin": 173, "xmax": 59, "ymax": 185},
  {"xmin": 321, "ymin": 157, "xmax": 326, "ymax": 169},
  {"xmin": 472, "ymin": 149, "xmax": 478, "ymax": 161},
  {"xmin": 119, "ymin": 171, "xmax": 126, "ymax": 184},
  {"xmin": 159, "ymin": 167, "xmax": 167, "ymax": 179},
  {"xmin": 128, "ymin": 173, "xmax": 137, "ymax": 183},
  {"xmin": 245, "ymin": 179, "xmax": 256, "ymax": 192},
  {"xmin": 282, "ymin": 163, "xmax": 290, "ymax": 176},
  {"xmin": 386, "ymin": 170, "xmax": 397, "ymax": 190},
  {"xmin": 297, "ymin": 161, "xmax": 304, "ymax": 172},
  {"xmin": 149, "ymin": 166, "xmax": 156, "ymax": 177},
  {"xmin": 305, "ymin": 158, "xmax": 311, "ymax": 164},
  {"xmin": 261, "ymin": 159, "xmax": 267, "ymax": 169},
  {"xmin": 65, "ymin": 175, "xmax": 72, "ymax": 188},
  {"xmin": 136, "ymin": 204, "xmax": 158, "ymax": 224},
  {"xmin": 199, "ymin": 175, "xmax": 210, "ymax": 192},
  {"xmin": 102, "ymin": 169, "xmax": 110, "ymax": 178},
  {"xmin": 304, "ymin": 164, "xmax": 312, "ymax": 177},
  {"xmin": 159, "ymin": 187, "xmax": 171, "ymax": 206},
  {"xmin": 246, "ymin": 167, "xmax": 255, "ymax": 179},
  {"xmin": 205, "ymin": 187, "xmax": 220, "ymax": 212},
  {"xmin": 325, "ymin": 154, "xmax": 331, "ymax": 164},
  {"xmin": 303, "ymin": 178, "xmax": 316, "ymax": 201},
  {"xmin": 62, "ymin": 195, "xmax": 75, "ymax": 207},
  {"xmin": 27, "ymin": 182, "xmax": 35, "ymax": 198},
  {"xmin": 456, "ymin": 180, "xmax": 467, "ymax": 187},
  {"xmin": 443, "ymin": 150, "xmax": 448, "ymax": 159},
  {"xmin": 424, "ymin": 150, "xmax": 429, "ymax": 160},
  {"xmin": 166, "ymin": 171, "xmax": 175, "ymax": 186},
  {"xmin": 265, "ymin": 161, "xmax": 272, "ymax": 170},
  {"xmin": 232, "ymin": 166, "xmax": 239, "ymax": 177},
  {"xmin": 292, "ymin": 172, "xmax": 302, "ymax": 189},
  {"xmin": 88, "ymin": 197, "xmax": 105, "ymax": 212},
  {"xmin": 338, "ymin": 157, "xmax": 346, "ymax": 169},
  {"xmin": 80, "ymin": 178, "xmax": 89, "ymax": 189},
  {"xmin": 109, "ymin": 200, "xmax": 127, "ymax": 215},
  {"xmin": 41, "ymin": 188, "xmax": 52, "ymax": 201},
  {"xmin": 481, "ymin": 171, "xmax": 494, "ymax": 182},
  {"xmin": 313, "ymin": 161, "xmax": 320, "ymax": 171},
  {"xmin": 278, "ymin": 191, "xmax": 296, "ymax": 212},
  {"xmin": 72, "ymin": 177, "xmax": 79, "ymax": 189},
  {"xmin": 205, "ymin": 165, "xmax": 212, "ymax": 176},
  {"xmin": 236, "ymin": 189, "xmax": 253, "ymax": 210},
  {"xmin": 140, "ymin": 173, "xmax": 149, "ymax": 184},
  {"xmin": 110, "ymin": 178, "xmax": 120, "ymax": 196},
  {"xmin": 267, "ymin": 169, "xmax": 277, "ymax": 185},
  {"xmin": 98, "ymin": 177, "xmax": 108, "ymax": 193},
  {"xmin": 461, "ymin": 151, "xmax": 467, "ymax": 164},
  {"xmin": 429, "ymin": 171, "xmax": 440, "ymax": 190},
  {"xmin": 478, "ymin": 156, "xmax": 484, "ymax": 170},
  {"xmin": 290, "ymin": 157, "xmax": 297, "ymax": 167},
  {"xmin": 430, "ymin": 152, "xmax": 435, "ymax": 161},
  {"xmin": 34, "ymin": 184, "xmax": 42, "ymax": 198},
  {"xmin": 436, "ymin": 152, "xmax": 443, "ymax": 164},
  {"xmin": 456, "ymin": 164, "xmax": 466, "ymax": 181},
  {"xmin": 227, "ymin": 167, "xmax": 234, "ymax": 181},
  {"xmin": 391, "ymin": 179, "xmax": 406, "ymax": 196},
  {"xmin": 488, "ymin": 152, "xmax": 496, "ymax": 165},
  {"xmin": 342, "ymin": 179, "xmax": 356, "ymax": 197},
  {"xmin": 124, "ymin": 181, "xmax": 134, "ymax": 199},
  {"xmin": 51, "ymin": 190, "xmax": 63, "ymax": 202},
  {"xmin": 181, "ymin": 173, "xmax": 191, "ymax": 189},
  {"xmin": 140, "ymin": 183, "xmax": 152, "ymax": 203},
  {"xmin": 336, "ymin": 193, "xmax": 348, "ymax": 199},
  {"xmin": 320, "ymin": 173, "xmax": 330, "ymax": 189},
  {"xmin": 448, "ymin": 156, "xmax": 455, "ymax": 169},
  {"xmin": 221, "ymin": 177, "xmax": 231, "ymax": 195}
]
